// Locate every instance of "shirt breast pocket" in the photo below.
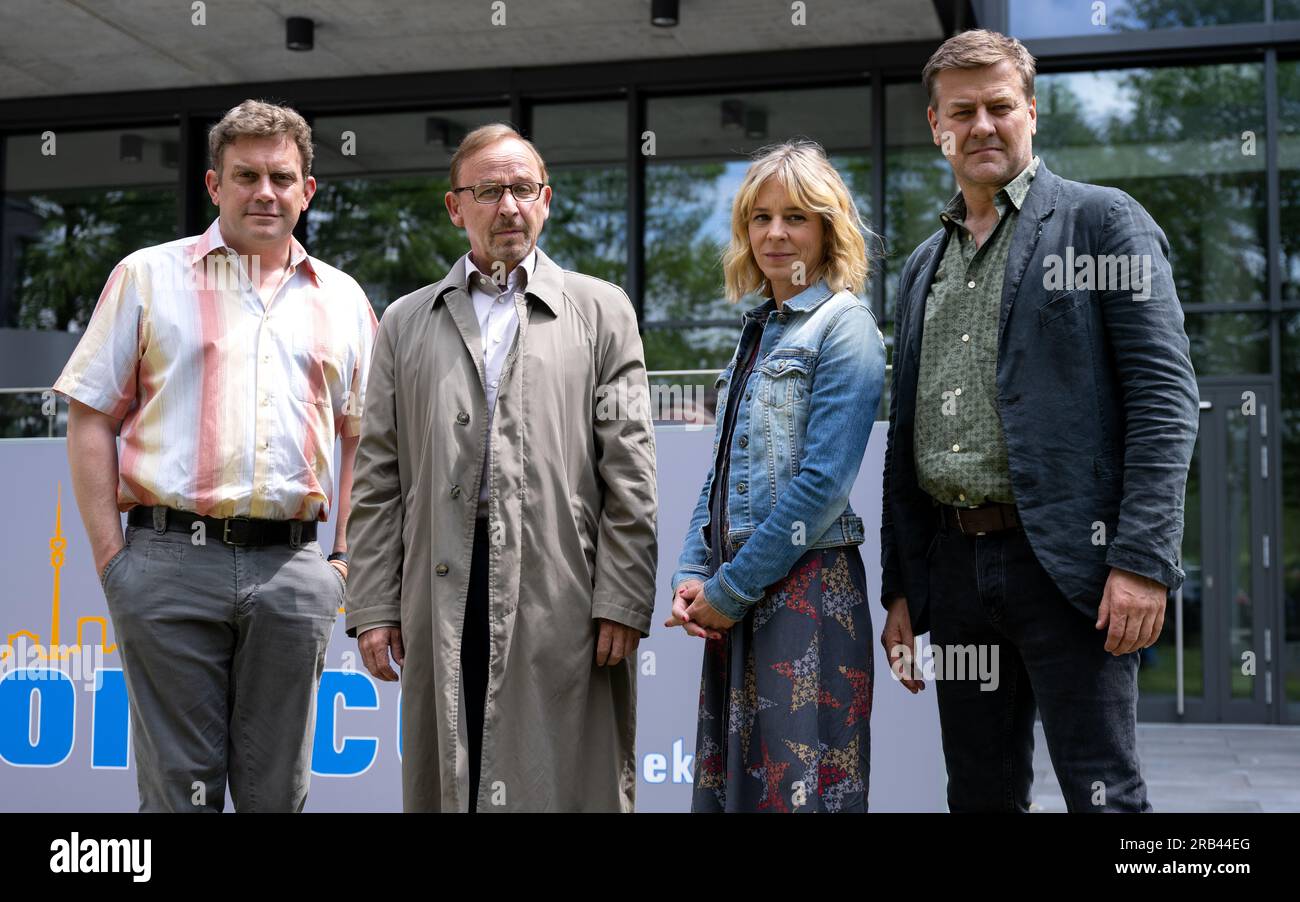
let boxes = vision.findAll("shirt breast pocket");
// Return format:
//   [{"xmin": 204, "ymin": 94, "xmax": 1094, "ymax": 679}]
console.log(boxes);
[
  {"xmin": 291, "ymin": 333, "xmax": 345, "ymax": 410},
  {"xmin": 757, "ymin": 354, "xmax": 813, "ymax": 410}
]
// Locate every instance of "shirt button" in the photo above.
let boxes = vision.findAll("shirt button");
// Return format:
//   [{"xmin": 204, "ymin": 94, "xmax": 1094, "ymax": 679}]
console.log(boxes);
[
  {"xmin": 490, "ymin": 380, "xmax": 498, "ymax": 389},
  {"xmin": 967, "ymin": 280, "xmax": 976, "ymax": 289},
  {"xmin": 954, "ymin": 387, "xmax": 963, "ymax": 396},
  {"xmin": 457, "ymin": 411, "xmax": 470, "ymax": 425},
  {"xmin": 492, "ymin": 336, "xmax": 501, "ymax": 344},
  {"xmin": 952, "ymin": 444, "xmax": 961, "ymax": 452},
  {"xmin": 737, "ymin": 482, "xmax": 748, "ymax": 494},
  {"xmin": 961, "ymin": 334, "xmax": 970, "ymax": 343},
  {"xmin": 435, "ymin": 563, "xmax": 449, "ymax": 577}
]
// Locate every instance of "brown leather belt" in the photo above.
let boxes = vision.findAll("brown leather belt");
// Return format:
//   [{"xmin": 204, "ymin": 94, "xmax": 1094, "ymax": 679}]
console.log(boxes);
[
  {"xmin": 940, "ymin": 502, "xmax": 1020, "ymax": 536},
  {"xmin": 128, "ymin": 505, "xmax": 317, "ymax": 547}
]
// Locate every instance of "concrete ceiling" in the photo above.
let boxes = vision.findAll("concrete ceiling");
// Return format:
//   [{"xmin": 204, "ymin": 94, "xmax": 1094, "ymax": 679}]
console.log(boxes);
[{"xmin": 0, "ymin": 0, "xmax": 944, "ymax": 100}]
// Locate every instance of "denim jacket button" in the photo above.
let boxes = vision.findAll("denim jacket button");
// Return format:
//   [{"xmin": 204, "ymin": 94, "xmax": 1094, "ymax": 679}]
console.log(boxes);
[
  {"xmin": 737, "ymin": 482, "xmax": 748, "ymax": 494},
  {"xmin": 738, "ymin": 435, "xmax": 748, "ymax": 448}
]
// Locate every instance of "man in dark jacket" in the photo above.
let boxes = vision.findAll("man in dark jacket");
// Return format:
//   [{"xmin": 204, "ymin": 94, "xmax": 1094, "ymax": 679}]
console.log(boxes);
[{"xmin": 880, "ymin": 29, "xmax": 1198, "ymax": 812}]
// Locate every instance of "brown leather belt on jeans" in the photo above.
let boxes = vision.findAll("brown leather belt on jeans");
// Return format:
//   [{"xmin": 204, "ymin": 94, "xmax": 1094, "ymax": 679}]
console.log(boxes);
[
  {"xmin": 940, "ymin": 501, "xmax": 1021, "ymax": 536},
  {"xmin": 127, "ymin": 505, "xmax": 317, "ymax": 546}
]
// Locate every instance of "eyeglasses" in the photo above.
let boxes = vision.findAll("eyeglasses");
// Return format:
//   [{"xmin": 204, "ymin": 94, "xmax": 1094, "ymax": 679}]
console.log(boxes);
[{"xmin": 452, "ymin": 182, "xmax": 545, "ymax": 204}]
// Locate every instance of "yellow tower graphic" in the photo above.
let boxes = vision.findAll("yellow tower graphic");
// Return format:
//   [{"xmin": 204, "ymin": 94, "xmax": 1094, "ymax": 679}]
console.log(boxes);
[{"xmin": 2, "ymin": 483, "xmax": 117, "ymax": 663}]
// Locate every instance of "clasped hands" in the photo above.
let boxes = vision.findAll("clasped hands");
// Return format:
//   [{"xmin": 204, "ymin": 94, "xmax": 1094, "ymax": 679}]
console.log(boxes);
[{"xmin": 663, "ymin": 578, "xmax": 736, "ymax": 640}]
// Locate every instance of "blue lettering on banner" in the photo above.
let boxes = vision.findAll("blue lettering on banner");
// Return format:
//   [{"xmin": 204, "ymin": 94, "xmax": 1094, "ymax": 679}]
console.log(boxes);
[
  {"xmin": 91, "ymin": 668, "xmax": 128, "ymax": 769},
  {"xmin": 0, "ymin": 668, "xmax": 76, "ymax": 767},
  {"xmin": 311, "ymin": 670, "xmax": 379, "ymax": 777}
]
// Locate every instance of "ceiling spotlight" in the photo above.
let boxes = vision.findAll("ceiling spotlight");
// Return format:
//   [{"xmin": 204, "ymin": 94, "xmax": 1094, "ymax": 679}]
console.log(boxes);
[
  {"xmin": 119, "ymin": 134, "xmax": 144, "ymax": 164},
  {"xmin": 651, "ymin": 0, "xmax": 679, "ymax": 27},
  {"xmin": 744, "ymin": 108, "xmax": 768, "ymax": 140},
  {"xmin": 721, "ymin": 99, "xmax": 744, "ymax": 130},
  {"xmin": 425, "ymin": 117, "xmax": 467, "ymax": 149},
  {"xmin": 286, "ymin": 17, "xmax": 314, "ymax": 51}
]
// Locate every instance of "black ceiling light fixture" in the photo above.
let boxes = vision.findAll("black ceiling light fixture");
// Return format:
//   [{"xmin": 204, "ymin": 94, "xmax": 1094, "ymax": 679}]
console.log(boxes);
[
  {"xmin": 119, "ymin": 134, "xmax": 144, "ymax": 164},
  {"xmin": 286, "ymin": 16, "xmax": 314, "ymax": 51},
  {"xmin": 651, "ymin": 0, "xmax": 679, "ymax": 27}
]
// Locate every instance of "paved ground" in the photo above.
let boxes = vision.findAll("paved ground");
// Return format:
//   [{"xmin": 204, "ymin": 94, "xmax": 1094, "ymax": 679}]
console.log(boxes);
[{"xmin": 1030, "ymin": 723, "xmax": 1300, "ymax": 812}]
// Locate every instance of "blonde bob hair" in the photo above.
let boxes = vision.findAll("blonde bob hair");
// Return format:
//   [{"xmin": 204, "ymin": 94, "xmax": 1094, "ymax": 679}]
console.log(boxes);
[{"xmin": 722, "ymin": 139, "xmax": 872, "ymax": 302}]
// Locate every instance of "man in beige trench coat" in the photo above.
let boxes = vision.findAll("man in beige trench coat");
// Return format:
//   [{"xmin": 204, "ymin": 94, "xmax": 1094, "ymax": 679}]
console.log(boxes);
[{"xmin": 345, "ymin": 123, "xmax": 658, "ymax": 812}]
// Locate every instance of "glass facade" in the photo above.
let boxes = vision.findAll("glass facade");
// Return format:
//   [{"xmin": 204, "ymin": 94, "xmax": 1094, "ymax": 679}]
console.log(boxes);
[{"xmin": 2, "ymin": 125, "xmax": 179, "ymax": 330}]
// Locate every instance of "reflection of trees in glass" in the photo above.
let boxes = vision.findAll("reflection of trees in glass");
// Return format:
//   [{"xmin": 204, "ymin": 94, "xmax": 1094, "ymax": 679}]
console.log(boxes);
[
  {"xmin": 309, "ymin": 168, "xmax": 632, "ymax": 316},
  {"xmin": 643, "ymin": 162, "xmax": 735, "ymax": 371},
  {"xmin": 1110, "ymin": 0, "xmax": 1263, "ymax": 30},
  {"xmin": 1280, "ymin": 61, "xmax": 1300, "ymax": 302},
  {"xmin": 544, "ymin": 167, "xmax": 627, "ymax": 286},
  {"xmin": 307, "ymin": 175, "xmax": 465, "ymax": 315},
  {"xmin": 11, "ymin": 189, "xmax": 175, "ymax": 330}
]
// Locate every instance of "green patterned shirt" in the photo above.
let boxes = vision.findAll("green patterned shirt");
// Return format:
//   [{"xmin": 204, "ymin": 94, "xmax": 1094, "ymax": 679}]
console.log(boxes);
[{"xmin": 914, "ymin": 156, "xmax": 1040, "ymax": 507}]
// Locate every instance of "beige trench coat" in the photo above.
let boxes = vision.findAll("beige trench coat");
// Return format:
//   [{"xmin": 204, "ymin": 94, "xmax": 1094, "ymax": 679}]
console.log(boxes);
[{"xmin": 345, "ymin": 248, "xmax": 658, "ymax": 812}]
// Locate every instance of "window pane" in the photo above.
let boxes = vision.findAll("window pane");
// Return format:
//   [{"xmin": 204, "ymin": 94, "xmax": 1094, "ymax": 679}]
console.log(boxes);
[
  {"xmin": 643, "ymin": 86, "xmax": 873, "ymax": 370},
  {"xmin": 1281, "ymin": 60, "xmax": 1300, "ymax": 302},
  {"xmin": 2, "ymin": 125, "xmax": 179, "ymax": 330},
  {"xmin": 1036, "ymin": 65, "xmax": 1267, "ymax": 304},
  {"xmin": 643, "ymin": 324, "xmax": 740, "ymax": 375},
  {"xmin": 1010, "ymin": 0, "xmax": 1263, "ymax": 39},
  {"xmin": 1184, "ymin": 312, "xmax": 1270, "ymax": 375},
  {"xmin": 307, "ymin": 107, "xmax": 509, "ymax": 315},
  {"xmin": 530, "ymin": 100, "xmax": 627, "ymax": 287},
  {"xmin": 883, "ymin": 81, "xmax": 954, "ymax": 327}
]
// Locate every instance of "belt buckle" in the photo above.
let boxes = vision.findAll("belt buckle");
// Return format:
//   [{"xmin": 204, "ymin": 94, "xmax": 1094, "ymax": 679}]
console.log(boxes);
[
  {"xmin": 954, "ymin": 507, "xmax": 987, "ymax": 537},
  {"xmin": 223, "ymin": 517, "xmax": 252, "ymax": 546}
]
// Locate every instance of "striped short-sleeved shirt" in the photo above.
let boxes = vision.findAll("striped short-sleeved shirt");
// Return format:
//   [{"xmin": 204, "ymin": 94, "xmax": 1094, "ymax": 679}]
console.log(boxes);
[{"xmin": 54, "ymin": 218, "xmax": 379, "ymax": 522}]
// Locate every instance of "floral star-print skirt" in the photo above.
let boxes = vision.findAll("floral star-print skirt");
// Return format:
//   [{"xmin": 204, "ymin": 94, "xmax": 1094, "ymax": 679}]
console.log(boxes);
[{"xmin": 692, "ymin": 545, "xmax": 874, "ymax": 813}]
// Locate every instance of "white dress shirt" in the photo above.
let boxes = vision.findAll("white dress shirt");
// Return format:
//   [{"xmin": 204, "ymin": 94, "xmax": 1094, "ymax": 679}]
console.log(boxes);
[{"xmin": 464, "ymin": 249, "xmax": 535, "ymax": 512}]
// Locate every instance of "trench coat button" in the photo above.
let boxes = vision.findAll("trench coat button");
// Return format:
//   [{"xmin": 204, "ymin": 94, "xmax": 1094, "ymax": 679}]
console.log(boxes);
[
  {"xmin": 450, "ymin": 485, "xmax": 461, "ymax": 498},
  {"xmin": 737, "ymin": 482, "xmax": 748, "ymax": 494},
  {"xmin": 738, "ymin": 435, "xmax": 748, "ymax": 448},
  {"xmin": 456, "ymin": 411, "xmax": 470, "ymax": 425},
  {"xmin": 436, "ymin": 563, "xmax": 450, "ymax": 576}
]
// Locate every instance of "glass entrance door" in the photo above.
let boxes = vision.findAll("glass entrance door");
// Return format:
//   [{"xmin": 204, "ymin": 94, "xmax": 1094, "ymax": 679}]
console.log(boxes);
[{"xmin": 1138, "ymin": 379, "xmax": 1279, "ymax": 722}]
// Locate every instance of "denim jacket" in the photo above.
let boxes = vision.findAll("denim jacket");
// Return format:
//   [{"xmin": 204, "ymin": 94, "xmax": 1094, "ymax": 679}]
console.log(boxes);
[{"xmin": 671, "ymin": 280, "xmax": 886, "ymax": 620}]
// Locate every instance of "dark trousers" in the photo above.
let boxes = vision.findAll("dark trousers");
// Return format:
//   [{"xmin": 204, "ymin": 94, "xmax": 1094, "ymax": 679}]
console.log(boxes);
[
  {"xmin": 927, "ymin": 520, "xmax": 1151, "ymax": 812},
  {"xmin": 462, "ymin": 517, "xmax": 490, "ymax": 813}
]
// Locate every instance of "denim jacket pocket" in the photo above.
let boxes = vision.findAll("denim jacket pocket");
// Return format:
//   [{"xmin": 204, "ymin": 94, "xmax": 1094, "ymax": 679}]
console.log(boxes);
[{"xmin": 756, "ymin": 354, "xmax": 813, "ymax": 410}]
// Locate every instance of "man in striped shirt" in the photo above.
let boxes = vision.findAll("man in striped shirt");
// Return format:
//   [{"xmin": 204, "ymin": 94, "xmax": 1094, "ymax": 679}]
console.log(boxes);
[{"xmin": 55, "ymin": 100, "xmax": 377, "ymax": 812}]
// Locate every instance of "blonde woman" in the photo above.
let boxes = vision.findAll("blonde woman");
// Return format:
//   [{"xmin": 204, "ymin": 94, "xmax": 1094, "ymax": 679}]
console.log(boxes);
[{"xmin": 666, "ymin": 140, "xmax": 885, "ymax": 812}]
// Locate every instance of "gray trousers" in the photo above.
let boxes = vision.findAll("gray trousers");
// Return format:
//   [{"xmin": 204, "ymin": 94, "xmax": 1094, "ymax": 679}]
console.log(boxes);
[{"xmin": 99, "ymin": 521, "xmax": 342, "ymax": 812}]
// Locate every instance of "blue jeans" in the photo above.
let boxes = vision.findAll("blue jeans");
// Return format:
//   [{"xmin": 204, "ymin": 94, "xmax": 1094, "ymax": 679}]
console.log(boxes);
[{"xmin": 926, "ymin": 518, "xmax": 1151, "ymax": 813}]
